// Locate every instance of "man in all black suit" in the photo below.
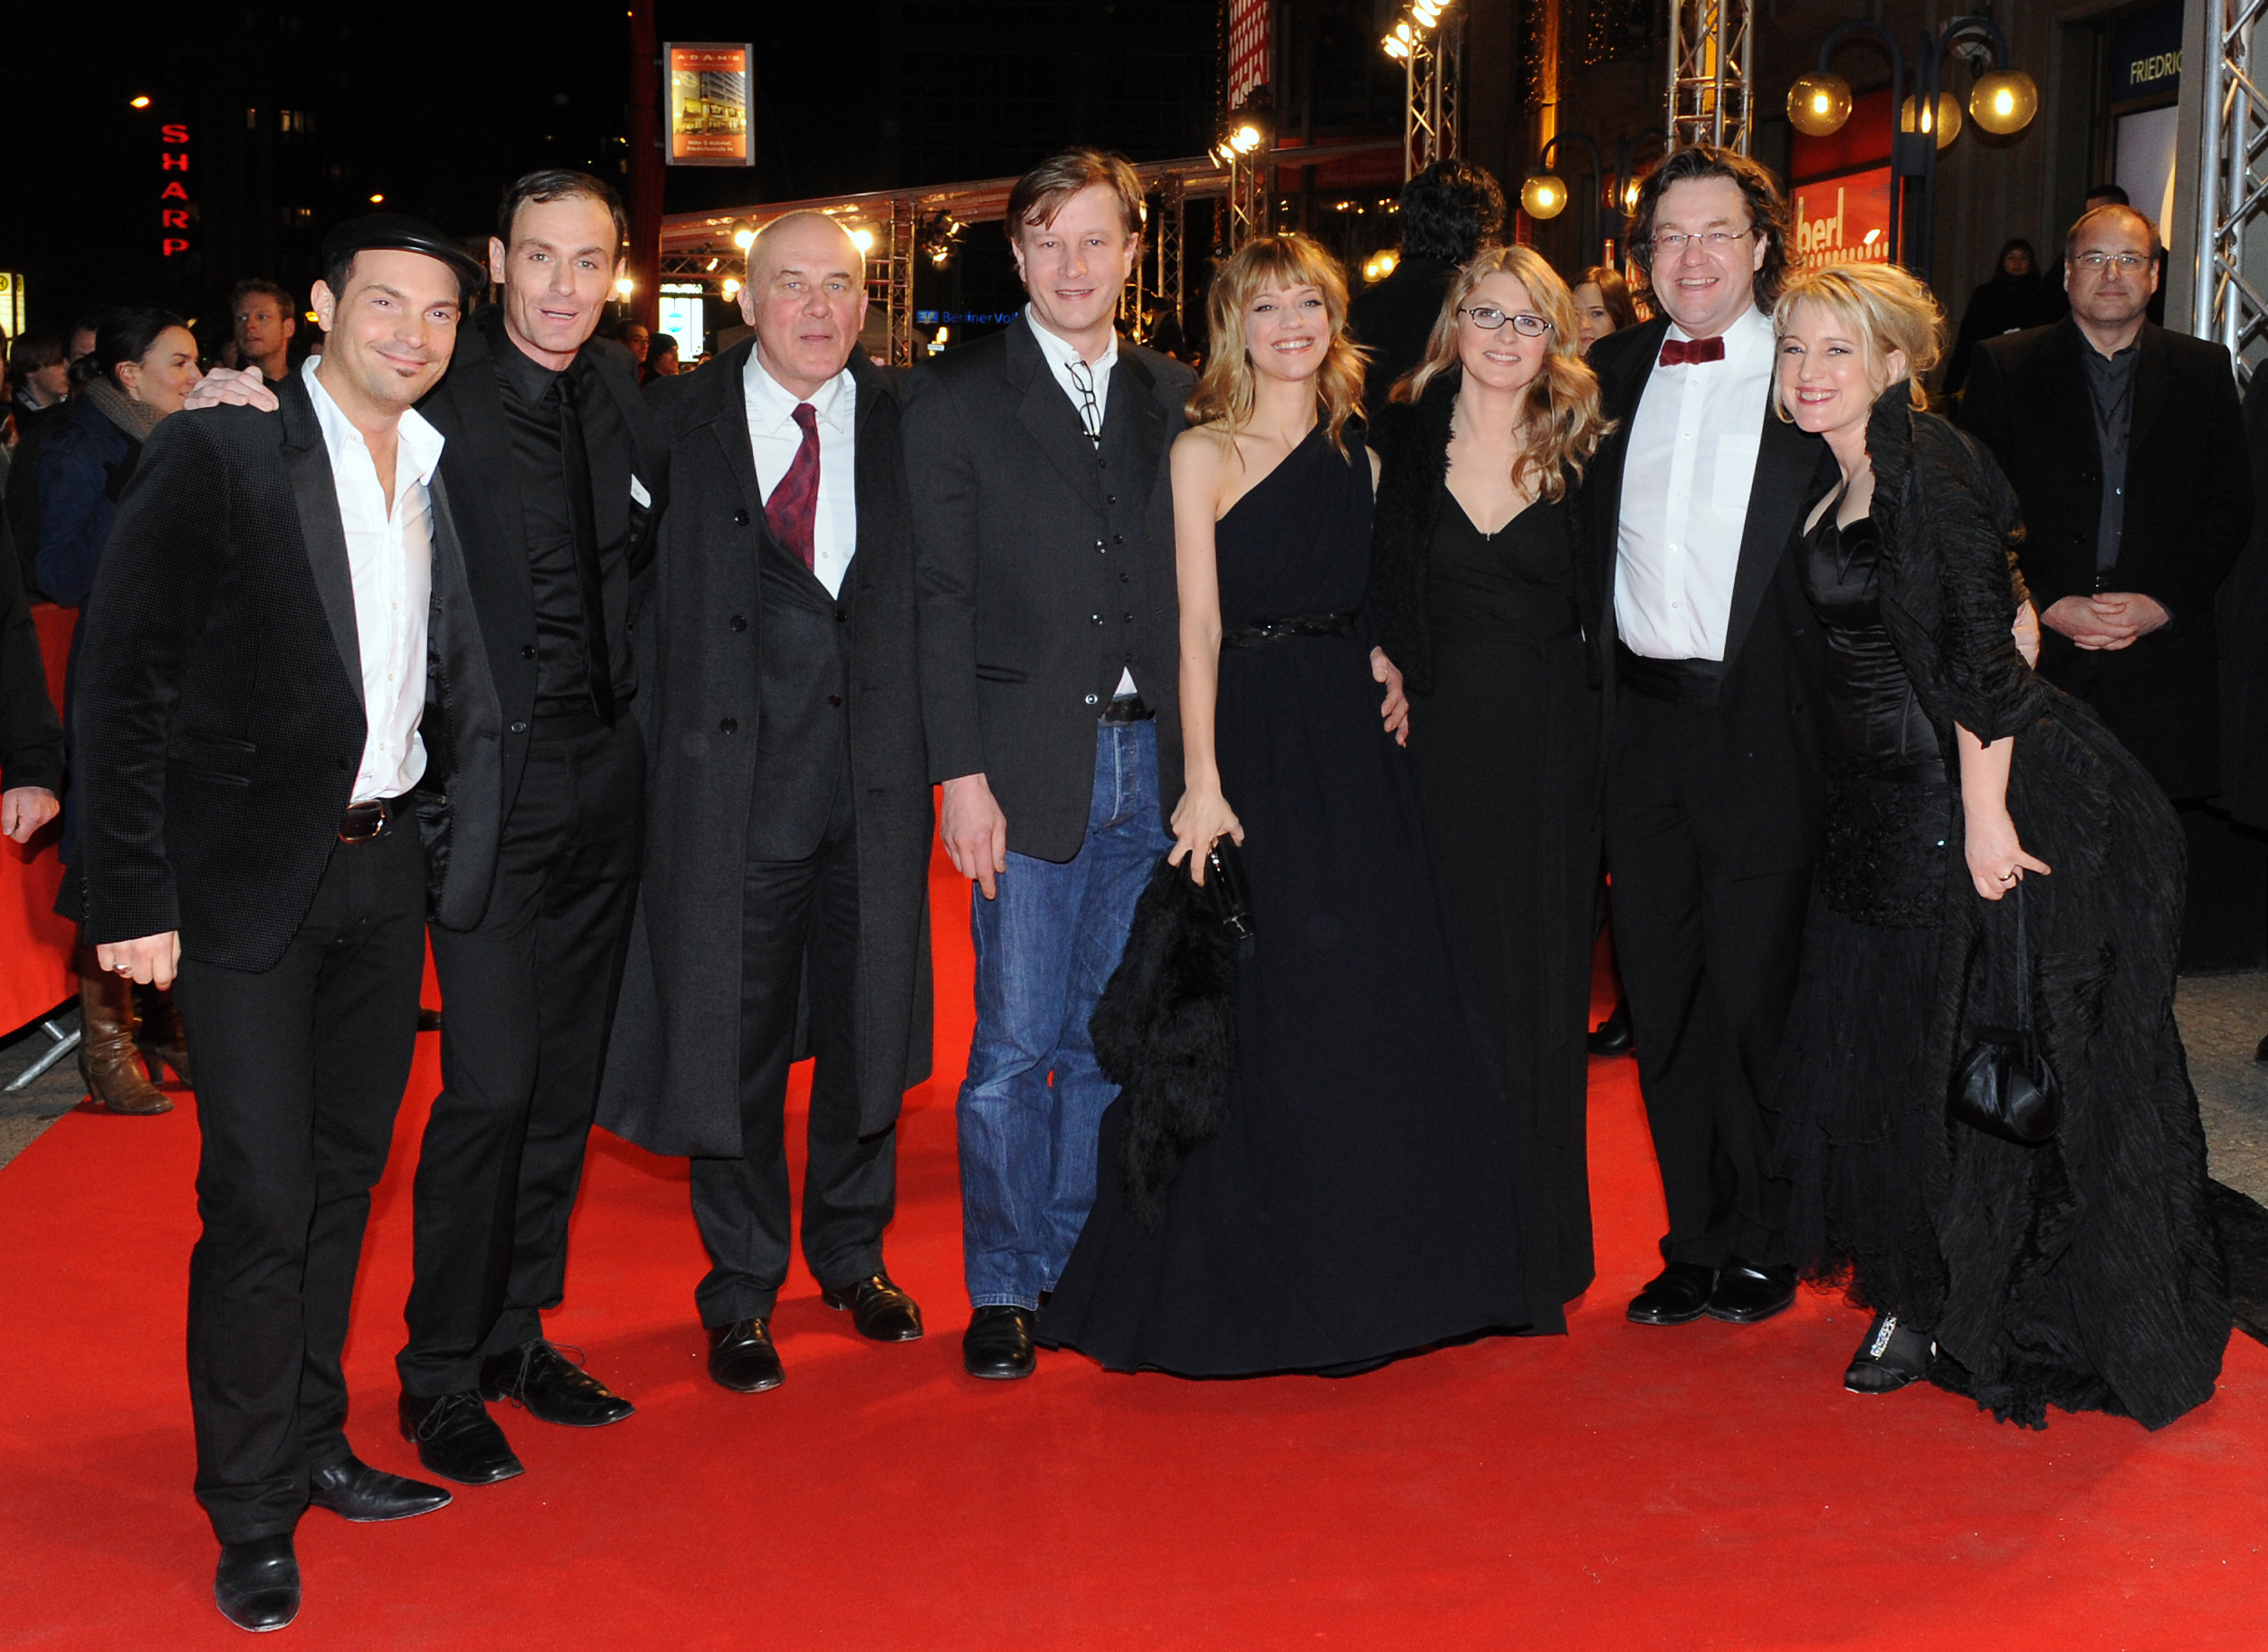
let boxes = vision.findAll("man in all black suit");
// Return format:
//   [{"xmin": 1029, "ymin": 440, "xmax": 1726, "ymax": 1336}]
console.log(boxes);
[
  {"xmin": 1347, "ymin": 158, "xmax": 1505, "ymax": 408},
  {"xmin": 1959, "ymin": 205, "xmax": 2251, "ymax": 808},
  {"xmin": 905, "ymin": 149, "xmax": 1196, "ymax": 1380},
  {"xmin": 596, "ymin": 212, "xmax": 935, "ymax": 1394},
  {"xmin": 1582, "ymin": 146, "xmax": 1832, "ymax": 1330},
  {"xmin": 0, "ymin": 518, "xmax": 61, "ymax": 844},
  {"xmin": 74, "ymin": 217, "xmax": 488, "ymax": 1633}
]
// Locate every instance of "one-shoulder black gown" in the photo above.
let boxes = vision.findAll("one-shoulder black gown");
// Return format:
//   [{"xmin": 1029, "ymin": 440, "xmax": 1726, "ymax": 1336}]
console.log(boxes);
[{"xmin": 1039, "ymin": 427, "xmax": 1531, "ymax": 1374}]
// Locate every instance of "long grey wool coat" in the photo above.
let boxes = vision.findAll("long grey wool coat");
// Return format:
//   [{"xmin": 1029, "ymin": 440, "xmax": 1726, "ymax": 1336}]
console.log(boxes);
[{"xmin": 596, "ymin": 343, "xmax": 934, "ymax": 1157}]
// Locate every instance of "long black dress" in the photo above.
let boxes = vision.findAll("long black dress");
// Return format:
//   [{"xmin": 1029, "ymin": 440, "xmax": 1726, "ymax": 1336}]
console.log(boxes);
[
  {"xmin": 1402, "ymin": 493, "xmax": 1600, "ymax": 1333},
  {"xmin": 1768, "ymin": 389, "xmax": 2230, "ymax": 1431},
  {"xmin": 1039, "ymin": 425, "xmax": 1531, "ymax": 1375}
]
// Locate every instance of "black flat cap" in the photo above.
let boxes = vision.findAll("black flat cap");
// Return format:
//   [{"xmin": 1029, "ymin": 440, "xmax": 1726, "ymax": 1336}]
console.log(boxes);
[{"xmin": 320, "ymin": 213, "xmax": 487, "ymax": 295}]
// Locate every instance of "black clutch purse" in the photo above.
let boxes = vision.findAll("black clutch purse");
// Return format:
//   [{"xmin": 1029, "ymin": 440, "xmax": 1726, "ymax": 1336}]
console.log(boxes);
[
  {"xmin": 1200, "ymin": 837, "xmax": 1255, "ymax": 941},
  {"xmin": 1948, "ymin": 883, "xmax": 2061, "ymax": 1145}
]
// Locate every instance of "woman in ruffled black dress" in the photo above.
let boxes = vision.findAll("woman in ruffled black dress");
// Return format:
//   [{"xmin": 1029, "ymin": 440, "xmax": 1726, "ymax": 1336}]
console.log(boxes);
[{"xmin": 1767, "ymin": 264, "xmax": 2228, "ymax": 1429}]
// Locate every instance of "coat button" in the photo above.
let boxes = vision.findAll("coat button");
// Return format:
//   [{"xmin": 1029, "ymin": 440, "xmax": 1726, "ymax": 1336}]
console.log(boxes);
[
  {"xmin": 1090, "ymin": 613, "xmax": 1103, "ymax": 625},
  {"xmin": 1106, "ymin": 494, "xmax": 1118, "ymax": 505},
  {"xmin": 509, "ymin": 720, "xmax": 528, "ymax": 734},
  {"xmin": 1122, "ymin": 612, "xmax": 1134, "ymax": 623},
  {"xmin": 733, "ymin": 508, "xmax": 751, "ymax": 525},
  {"xmin": 520, "ymin": 644, "xmax": 537, "ymax": 660},
  {"xmin": 827, "ymin": 694, "xmax": 843, "ymax": 708},
  {"xmin": 1120, "ymin": 571, "xmax": 1131, "ymax": 582},
  {"xmin": 730, "ymin": 615, "xmax": 747, "ymax": 631},
  {"xmin": 836, "ymin": 611, "xmax": 848, "ymax": 623},
  {"xmin": 719, "ymin": 717, "xmax": 738, "ymax": 734},
  {"xmin": 1095, "ymin": 540, "xmax": 1105, "ymax": 552},
  {"xmin": 1113, "ymin": 534, "xmax": 1124, "ymax": 545},
  {"xmin": 1085, "ymin": 693, "xmax": 1100, "ymax": 705}
]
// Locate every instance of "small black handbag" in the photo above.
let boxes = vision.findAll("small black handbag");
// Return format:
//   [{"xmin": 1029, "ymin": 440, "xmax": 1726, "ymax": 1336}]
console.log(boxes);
[{"xmin": 1948, "ymin": 882, "xmax": 2061, "ymax": 1145}]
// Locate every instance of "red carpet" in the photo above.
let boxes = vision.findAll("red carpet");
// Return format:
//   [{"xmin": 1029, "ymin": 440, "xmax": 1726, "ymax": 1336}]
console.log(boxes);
[{"xmin": 4, "ymin": 837, "xmax": 2267, "ymax": 1649}]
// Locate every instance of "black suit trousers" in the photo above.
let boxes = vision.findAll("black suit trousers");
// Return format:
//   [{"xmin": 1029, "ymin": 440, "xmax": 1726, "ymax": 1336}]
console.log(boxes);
[
  {"xmin": 1604, "ymin": 689, "xmax": 1807, "ymax": 1270},
  {"xmin": 399, "ymin": 717, "xmax": 644, "ymax": 1395},
  {"xmin": 173, "ymin": 821, "xmax": 426, "ymax": 1544},
  {"xmin": 689, "ymin": 776, "xmax": 894, "ymax": 1326}
]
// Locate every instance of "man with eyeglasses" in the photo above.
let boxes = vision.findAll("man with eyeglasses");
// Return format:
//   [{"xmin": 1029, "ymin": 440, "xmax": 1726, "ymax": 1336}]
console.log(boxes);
[
  {"xmin": 1580, "ymin": 145, "xmax": 1834, "ymax": 1332},
  {"xmin": 1960, "ymin": 205, "xmax": 2250, "ymax": 964}
]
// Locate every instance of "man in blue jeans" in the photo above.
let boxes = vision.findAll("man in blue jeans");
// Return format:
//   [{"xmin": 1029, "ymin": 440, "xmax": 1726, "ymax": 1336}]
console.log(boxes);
[{"xmin": 905, "ymin": 148, "xmax": 1195, "ymax": 1378}]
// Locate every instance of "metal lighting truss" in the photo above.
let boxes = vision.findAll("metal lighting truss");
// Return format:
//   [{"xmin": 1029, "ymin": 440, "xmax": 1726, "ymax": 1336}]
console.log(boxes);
[
  {"xmin": 2196, "ymin": 0, "xmax": 2268, "ymax": 375},
  {"xmin": 1668, "ymin": 0, "xmax": 1754, "ymax": 153},
  {"xmin": 1397, "ymin": 7, "xmax": 1465, "ymax": 179}
]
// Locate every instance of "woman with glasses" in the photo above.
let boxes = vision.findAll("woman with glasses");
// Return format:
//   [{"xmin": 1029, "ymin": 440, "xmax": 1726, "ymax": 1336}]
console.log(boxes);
[
  {"xmin": 1368, "ymin": 247, "xmax": 1616, "ymax": 1334},
  {"xmin": 1040, "ymin": 234, "xmax": 1531, "ymax": 1376}
]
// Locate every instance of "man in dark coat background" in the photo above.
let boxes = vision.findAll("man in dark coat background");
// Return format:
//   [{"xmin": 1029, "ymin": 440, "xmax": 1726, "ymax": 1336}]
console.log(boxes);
[
  {"xmin": 1960, "ymin": 202, "xmax": 2254, "ymax": 968},
  {"xmin": 1347, "ymin": 158, "xmax": 1504, "ymax": 408},
  {"xmin": 596, "ymin": 212, "xmax": 934, "ymax": 1396}
]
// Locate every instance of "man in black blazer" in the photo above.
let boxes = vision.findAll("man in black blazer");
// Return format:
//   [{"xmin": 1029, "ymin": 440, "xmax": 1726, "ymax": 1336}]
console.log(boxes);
[
  {"xmin": 595, "ymin": 212, "xmax": 934, "ymax": 1394},
  {"xmin": 75, "ymin": 218, "xmax": 489, "ymax": 1633},
  {"xmin": 1582, "ymin": 147, "xmax": 1832, "ymax": 1329},
  {"xmin": 0, "ymin": 524, "xmax": 61, "ymax": 844},
  {"xmin": 905, "ymin": 149, "xmax": 1195, "ymax": 1379},
  {"xmin": 1959, "ymin": 205, "xmax": 2252, "ymax": 806},
  {"xmin": 1347, "ymin": 157, "xmax": 1505, "ymax": 408}
]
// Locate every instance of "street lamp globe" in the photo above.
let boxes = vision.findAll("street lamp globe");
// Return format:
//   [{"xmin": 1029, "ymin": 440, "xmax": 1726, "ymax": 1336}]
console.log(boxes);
[
  {"xmin": 1520, "ymin": 173, "xmax": 1569, "ymax": 219},
  {"xmin": 1970, "ymin": 69, "xmax": 2039, "ymax": 135},
  {"xmin": 1900, "ymin": 90, "xmax": 1964, "ymax": 149},
  {"xmin": 1787, "ymin": 73, "xmax": 1852, "ymax": 137}
]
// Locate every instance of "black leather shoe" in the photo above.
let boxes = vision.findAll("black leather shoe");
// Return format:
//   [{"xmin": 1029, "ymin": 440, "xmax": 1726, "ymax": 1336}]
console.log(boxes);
[
  {"xmin": 820, "ymin": 1272, "xmax": 924, "ymax": 1342},
  {"xmin": 215, "ymin": 1533, "xmax": 299, "ymax": 1633},
  {"xmin": 963, "ymin": 1305, "xmax": 1037, "ymax": 1379},
  {"xmin": 1706, "ymin": 1258, "xmax": 1798, "ymax": 1324},
  {"xmin": 481, "ymin": 1339, "xmax": 635, "ymax": 1427},
  {"xmin": 1587, "ymin": 998, "xmax": 1634, "ymax": 1057},
  {"xmin": 397, "ymin": 1390, "xmax": 524, "ymax": 1485},
  {"xmin": 1626, "ymin": 1262, "xmax": 1718, "ymax": 1325},
  {"xmin": 707, "ymin": 1320, "xmax": 785, "ymax": 1393},
  {"xmin": 307, "ymin": 1455, "xmax": 452, "ymax": 1522},
  {"xmin": 417, "ymin": 1006, "xmax": 443, "ymax": 1032},
  {"xmin": 2255, "ymin": 1030, "xmax": 2268, "ymax": 1063},
  {"xmin": 1844, "ymin": 1311, "xmax": 1934, "ymax": 1394}
]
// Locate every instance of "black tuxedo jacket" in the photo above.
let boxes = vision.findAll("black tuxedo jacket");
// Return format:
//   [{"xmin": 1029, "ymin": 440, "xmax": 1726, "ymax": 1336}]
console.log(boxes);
[
  {"xmin": 1583, "ymin": 313, "xmax": 1833, "ymax": 876},
  {"xmin": 1958, "ymin": 317, "xmax": 2252, "ymax": 797},
  {"xmin": 412, "ymin": 309, "xmax": 669, "ymax": 897},
  {"xmin": 903, "ymin": 316, "xmax": 1195, "ymax": 862},
  {"xmin": 599, "ymin": 344, "xmax": 933, "ymax": 1153},
  {"xmin": 74, "ymin": 371, "xmax": 493, "ymax": 970}
]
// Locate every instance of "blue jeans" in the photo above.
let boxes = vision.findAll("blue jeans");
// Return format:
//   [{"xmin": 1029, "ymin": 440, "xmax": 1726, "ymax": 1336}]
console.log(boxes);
[{"xmin": 959, "ymin": 720, "xmax": 1174, "ymax": 1309}]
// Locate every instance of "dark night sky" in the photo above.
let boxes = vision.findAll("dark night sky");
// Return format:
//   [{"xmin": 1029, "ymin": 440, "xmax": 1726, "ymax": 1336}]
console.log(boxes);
[{"xmin": 0, "ymin": 2, "xmax": 1224, "ymax": 343}]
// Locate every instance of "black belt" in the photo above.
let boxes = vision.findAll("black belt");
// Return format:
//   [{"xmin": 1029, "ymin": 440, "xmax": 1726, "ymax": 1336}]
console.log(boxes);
[
  {"xmin": 338, "ymin": 797, "xmax": 396, "ymax": 842},
  {"xmin": 1615, "ymin": 642, "xmax": 1729, "ymax": 706},
  {"xmin": 1099, "ymin": 693, "xmax": 1154, "ymax": 725},
  {"xmin": 1222, "ymin": 612, "xmax": 1358, "ymax": 648},
  {"xmin": 1847, "ymin": 759, "xmax": 1950, "ymax": 787}
]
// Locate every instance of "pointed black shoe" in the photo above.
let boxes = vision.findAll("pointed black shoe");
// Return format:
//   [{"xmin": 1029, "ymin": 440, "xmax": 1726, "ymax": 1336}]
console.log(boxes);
[
  {"xmin": 1706, "ymin": 1259, "xmax": 1798, "ymax": 1324},
  {"xmin": 1844, "ymin": 1311, "xmax": 1935, "ymax": 1394},
  {"xmin": 820, "ymin": 1272, "xmax": 925, "ymax": 1342},
  {"xmin": 707, "ymin": 1320, "xmax": 785, "ymax": 1393},
  {"xmin": 481, "ymin": 1339, "xmax": 635, "ymax": 1427},
  {"xmin": 963, "ymin": 1305, "xmax": 1037, "ymax": 1379},
  {"xmin": 307, "ymin": 1455, "xmax": 452, "ymax": 1522},
  {"xmin": 1587, "ymin": 998, "xmax": 1634, "ymax": 1057},
  {"xmin": 214, "ymin": 1533, "xmax": 299, "ymax": 1633},
  {"xmin": 1626, "ymin": 1262, "xmax": 1717, "ymax": 1325},
  {"xmin": 398, "ymin": 1390, "xmax": 524, "ymax": 1485}
]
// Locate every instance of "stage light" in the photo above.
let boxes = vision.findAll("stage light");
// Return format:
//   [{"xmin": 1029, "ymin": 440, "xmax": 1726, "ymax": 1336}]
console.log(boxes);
[
  {"xmin": 368, "ymin": 193, "xmax": 385, "ymax": 204},
  {"xmin": 1382, "ymin": 34, "xmax": 1408, "ymax": 59},
  {"xmin": 850, "ymin": 228, "xmax": 875, "ymax": 254},
  {"xmin": 1520, "ymin": 174, "xmax": 1568, "ymax": 219},
  {"xmin": 1622, "ymin": 178, "xmax": 1643, "ymax": 213},
  {"xmin": 1970, "ymin": 69, "xmax": 2038, "ymax": 135},
  {"xmin": 1231, "ymin": 123, "xmax": 1263, "ymax": 154},
  {"xmin": 1900, "ymin": 91, "xmax": 1963, "ymax": 149},
  {"xmin": 732, "ymin": 228, "xmax": 755, "ymax": 251},
  {"xmin": 614, "ymin": 276, "xmax": 634, "ymax": 297},
  {"xmin": 721, "ymin": 278, "xmax": 740, "ymax": 297},
  {"xmin": 129, "ymin": 95, "xmax": 150, "ymax": 109},
  {"xmin": 1787, "ymin": 73, "xmax": 1852, "ymax": 137}
]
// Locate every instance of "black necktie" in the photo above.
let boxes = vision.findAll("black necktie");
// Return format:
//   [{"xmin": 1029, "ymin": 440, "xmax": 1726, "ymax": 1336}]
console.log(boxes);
[{"xmin": 556, "ymin": 370, "xmax": 616, "ymax": 727}]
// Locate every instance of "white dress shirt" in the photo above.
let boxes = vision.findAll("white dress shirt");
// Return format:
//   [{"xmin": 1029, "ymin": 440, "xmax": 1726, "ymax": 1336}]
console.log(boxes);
[
  {"xmin": 1025, "ymin": 306, "xmax": 1138, "ymax": 697},
  {"xmin": 301, "ymin": 357, "xmax": 440, "ymax": 804},
  {"xmin": 1614, "ymin": 304, "xmax": 1776, "ymax": 661},
  {"xmin": 744, "ymin": 347, "xmax": 857, "ymax": 599}
]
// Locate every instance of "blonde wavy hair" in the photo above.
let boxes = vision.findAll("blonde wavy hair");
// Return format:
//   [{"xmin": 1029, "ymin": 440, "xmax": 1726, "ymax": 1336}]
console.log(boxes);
[
  {"xmin": 1186, "ymin": 234, "xmax": 1366, "ymax": 457},
  {"xmin": 1392, "ymin": 246, "xmax": 1613, "ymax": 504},
  {"xmin": 1771, "ymin": 264, "xmax": 1945, "ymax": 416}
]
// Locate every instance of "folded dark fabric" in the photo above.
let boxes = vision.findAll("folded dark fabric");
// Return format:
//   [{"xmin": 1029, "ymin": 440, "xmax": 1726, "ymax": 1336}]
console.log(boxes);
[{"xmin": 1090, "ymin": 853, "xmax": 1239, "ymax": 1230}]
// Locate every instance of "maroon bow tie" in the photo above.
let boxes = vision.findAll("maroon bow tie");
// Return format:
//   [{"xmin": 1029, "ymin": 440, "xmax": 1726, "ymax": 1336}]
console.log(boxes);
[{"xmin": 1658, "ymin": 336, "xmax": 1726, "ymax": 366}]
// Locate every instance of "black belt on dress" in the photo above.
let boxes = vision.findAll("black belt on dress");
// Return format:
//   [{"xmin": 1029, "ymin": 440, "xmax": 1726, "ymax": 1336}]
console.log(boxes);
[
  {"xmin": 1615, "ymin": 642, "xmax": 1729, "ymax": 706},
  {"xmin": 1859, "ymin": 759, "xmax": 1950, "ymax": 787},
  {"xmin": 338, "ymin": 797, "xmax": 396, "ymax": 842},
  {"xmin": 1222, "ymin": 611, "xmax": 1359, "ymax": 648}
]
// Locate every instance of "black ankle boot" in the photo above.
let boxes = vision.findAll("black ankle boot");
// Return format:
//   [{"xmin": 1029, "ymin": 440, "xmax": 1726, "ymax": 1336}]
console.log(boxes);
[{"xmin": 1844, "ymin": 1311, "xmax": 1933, "ymax": 1394}]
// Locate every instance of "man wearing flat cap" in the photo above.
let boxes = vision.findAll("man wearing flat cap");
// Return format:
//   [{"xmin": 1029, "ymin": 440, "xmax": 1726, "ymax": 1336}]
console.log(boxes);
[{"xmin": 75, "ymin": 214, "xmax": 489, "ymax": 1633}]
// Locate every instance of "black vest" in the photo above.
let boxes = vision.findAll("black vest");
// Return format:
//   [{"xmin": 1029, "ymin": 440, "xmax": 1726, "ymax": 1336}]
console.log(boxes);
[
  {"xmin": 1086, "ymin": 382, "xmax": 1160, "ymax": 700},
  {"xmin": 744, "ymin": 522, "xmax": 854, "ymax": 862}
]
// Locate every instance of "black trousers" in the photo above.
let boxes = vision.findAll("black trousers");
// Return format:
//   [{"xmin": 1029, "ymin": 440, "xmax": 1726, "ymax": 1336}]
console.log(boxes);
[
  {"xmin": 398, "ymin": 717, "xmax": 644, "ymax": 1396},
  {"xmin": 690, "ymin": 783, "xmax": 895, "ymax": 1326},
  {"xmin": 173, "ymin": 820, "xmax": 426, "ymax": 1544},
  {"xmin": 1603, "ymin": 688, "xmax": 1808, "ymax": 1271}
]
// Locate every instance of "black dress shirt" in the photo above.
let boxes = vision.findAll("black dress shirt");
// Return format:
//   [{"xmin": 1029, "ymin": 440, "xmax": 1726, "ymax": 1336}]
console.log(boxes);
[
  {"xmin": 2081, "ymin": 338, "xmax": 2140, "ymax": 576},
  {"xmin": 483, "ymin": 309, "xmax": 635, "ymax": 721}
]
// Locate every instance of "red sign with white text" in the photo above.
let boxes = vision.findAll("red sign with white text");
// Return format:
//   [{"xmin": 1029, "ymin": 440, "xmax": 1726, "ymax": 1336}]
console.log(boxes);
[{"xmin": 1791, "ymin": 166, "xmax": 1894, "ymax": 270}]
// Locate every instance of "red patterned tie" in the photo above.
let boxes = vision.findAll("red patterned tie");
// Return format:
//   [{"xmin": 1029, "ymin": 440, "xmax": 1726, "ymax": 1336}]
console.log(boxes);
[
  {"xmin": 765, "ymin": 403, "xmax": 820, "ymax": 569},
  {"xmin": 1658, "ymin": 336, "xmax": 1727, "ymax": 366}
]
